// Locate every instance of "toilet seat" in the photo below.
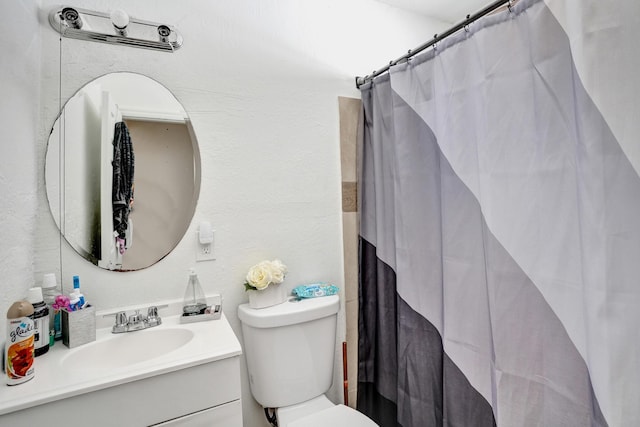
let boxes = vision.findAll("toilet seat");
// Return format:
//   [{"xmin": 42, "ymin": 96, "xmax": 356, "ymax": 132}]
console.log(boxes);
[{"xmin": 287, "ymin": 404, "xmax": 377, "ymax": 427}]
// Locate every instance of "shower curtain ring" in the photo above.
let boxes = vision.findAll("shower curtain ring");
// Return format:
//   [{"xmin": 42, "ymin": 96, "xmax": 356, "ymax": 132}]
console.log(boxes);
[
  {"xmin": 464, "ymin": 14, "xmax": 471, "ymax": 32},
  {"xmin": 507, "ymin": 0, "xmax": 513, "ymax": 13}
]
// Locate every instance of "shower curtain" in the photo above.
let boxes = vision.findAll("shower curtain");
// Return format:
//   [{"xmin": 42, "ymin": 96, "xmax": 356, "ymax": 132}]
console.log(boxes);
[{"xmin": 357, "ymin": 0, "xmax": 640, "ymax": 426}]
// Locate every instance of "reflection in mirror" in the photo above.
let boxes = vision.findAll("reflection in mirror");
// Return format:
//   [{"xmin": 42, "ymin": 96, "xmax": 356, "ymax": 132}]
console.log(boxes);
[{"xmin": 46, "ymin": 72, "xmax": 200, "ymax": 271}]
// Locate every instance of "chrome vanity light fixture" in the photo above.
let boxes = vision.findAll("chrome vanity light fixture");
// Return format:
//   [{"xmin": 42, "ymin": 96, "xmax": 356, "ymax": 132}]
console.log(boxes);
[{"xmin": 49, "ymin": 6, "xmax": 183, "ymax": 52}]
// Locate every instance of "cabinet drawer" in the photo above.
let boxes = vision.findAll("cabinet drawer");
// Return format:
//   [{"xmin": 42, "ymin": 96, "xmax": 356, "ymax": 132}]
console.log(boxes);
[{"xmin": 153, "ymin": 400, "xmax": 242, "ymax": 426}]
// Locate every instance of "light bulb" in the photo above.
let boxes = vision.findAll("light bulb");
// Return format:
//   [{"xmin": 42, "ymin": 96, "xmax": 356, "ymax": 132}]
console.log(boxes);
[{"xmin": 110, "ymin": 9, "xmax": 129, "ymax": 30}]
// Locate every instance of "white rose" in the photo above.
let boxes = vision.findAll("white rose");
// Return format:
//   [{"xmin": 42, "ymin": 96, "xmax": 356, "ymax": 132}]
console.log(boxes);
[
  {"xmin": 246, "ymin": 261, "xmax": 274, "ymax": 290},
  {"xmin": 270, "ymin": 259, "xmax": 287, "ymax": 284}
]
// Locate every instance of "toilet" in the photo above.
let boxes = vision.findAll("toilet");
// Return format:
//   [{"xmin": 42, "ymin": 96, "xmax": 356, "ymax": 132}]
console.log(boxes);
[{"xmin": 238, "ymin": 294, "xmax": 377, "ymax": 426}]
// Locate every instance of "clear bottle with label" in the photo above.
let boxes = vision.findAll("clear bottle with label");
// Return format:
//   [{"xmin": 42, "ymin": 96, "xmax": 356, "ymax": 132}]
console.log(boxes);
[
  {"xmin": 27, "ymin": 287, "xmax": 50, "ymax": 357},
  {"xmin": 5, "ymin": 300, "xmax": 35, "ymax": 385}
]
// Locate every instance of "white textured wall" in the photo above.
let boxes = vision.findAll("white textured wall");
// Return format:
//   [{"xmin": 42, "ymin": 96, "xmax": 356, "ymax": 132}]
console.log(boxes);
[
  {"xmin": 3, "ymin": 1, "xmax": 446, "ymax": 426},
  {"xmin": 0, "ymin": 2, "xmax": 40, "ymax": 335}
]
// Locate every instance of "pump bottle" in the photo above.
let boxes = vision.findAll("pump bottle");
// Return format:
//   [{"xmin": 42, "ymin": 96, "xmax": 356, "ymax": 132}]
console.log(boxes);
[{"xmin": 182, "ymin": 269, "xmax": 207, "ymax": 316}]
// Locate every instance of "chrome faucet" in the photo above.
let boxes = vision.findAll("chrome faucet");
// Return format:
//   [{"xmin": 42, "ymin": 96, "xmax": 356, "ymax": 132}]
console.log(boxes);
[{"xmin": 106, "ymin": 305, "xmax": 164, "ymax": 333}]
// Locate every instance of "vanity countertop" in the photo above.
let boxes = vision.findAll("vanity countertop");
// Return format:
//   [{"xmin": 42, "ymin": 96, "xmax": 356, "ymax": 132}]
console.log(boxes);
[{"xmin": 0, "ymin": 312, "xmax": 241, "ymax": 415}]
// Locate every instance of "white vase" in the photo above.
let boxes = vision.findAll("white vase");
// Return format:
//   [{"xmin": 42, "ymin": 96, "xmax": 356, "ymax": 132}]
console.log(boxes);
[{"xmin": 248, "ymin": 284, "xmax": 287, "ymax": 309}]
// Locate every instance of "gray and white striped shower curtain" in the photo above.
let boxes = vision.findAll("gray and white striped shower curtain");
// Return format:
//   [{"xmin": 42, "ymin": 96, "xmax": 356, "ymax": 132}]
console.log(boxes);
[{"xmin": 357, "ymin": 0, "xmax": 640, "ymax": 425}]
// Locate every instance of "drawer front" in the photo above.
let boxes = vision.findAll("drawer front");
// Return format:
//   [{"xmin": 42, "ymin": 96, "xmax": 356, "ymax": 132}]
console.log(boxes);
[{"xmin": 152, "ymin": 399, "xmax": 242, "ymax": 427}]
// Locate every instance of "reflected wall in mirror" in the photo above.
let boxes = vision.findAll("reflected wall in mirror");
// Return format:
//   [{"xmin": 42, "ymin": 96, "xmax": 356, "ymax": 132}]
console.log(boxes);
[{"xmin": 46, "ymin": 72, "xmax": 200, "ymax": 271}]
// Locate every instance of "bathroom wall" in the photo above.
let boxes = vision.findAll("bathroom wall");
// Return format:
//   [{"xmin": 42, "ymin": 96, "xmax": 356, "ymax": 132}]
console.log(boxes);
[
  {"xmin": 1, "ymin": 1, "xmax": 447, "ymax": 426},
  {"xmin": 0, "ymin": 1, "xmax": 41, "ymax": 335}
]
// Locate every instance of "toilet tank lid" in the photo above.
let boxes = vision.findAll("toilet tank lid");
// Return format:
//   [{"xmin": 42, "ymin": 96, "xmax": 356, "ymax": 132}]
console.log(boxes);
[{"xmin": 238, "ymin": 295, "xmax": 339, "ymax": 328}]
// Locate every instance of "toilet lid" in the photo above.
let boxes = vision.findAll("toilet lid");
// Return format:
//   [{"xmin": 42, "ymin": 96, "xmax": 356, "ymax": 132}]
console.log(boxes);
[{"xmin": 288, "ymin": 404, "xmax": 378, "ymax": 427}]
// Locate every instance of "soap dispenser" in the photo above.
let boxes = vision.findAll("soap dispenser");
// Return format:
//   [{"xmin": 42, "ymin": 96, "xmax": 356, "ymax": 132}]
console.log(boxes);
[{"xmin": 182, "ymin": 268, "xmax": 207, "ymax": 316}]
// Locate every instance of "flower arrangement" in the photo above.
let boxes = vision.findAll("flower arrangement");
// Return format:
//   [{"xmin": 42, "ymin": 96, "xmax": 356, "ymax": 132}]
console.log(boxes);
[{"xmin": 244, "ymin": 259, "xmax": 288, "ymax": 291}]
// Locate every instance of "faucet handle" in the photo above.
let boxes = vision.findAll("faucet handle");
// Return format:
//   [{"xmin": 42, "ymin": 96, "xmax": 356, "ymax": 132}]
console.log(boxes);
[
  {"xmin": 115, "ymin": 311, "xmax": 128, "ymax": 326},
  {"xmin": 146, "ymin": 306, "xmax": 162, "ymax": 327},
  {"xmin": 105, "ymin": 311, "xmax": 129, "ymax": 333},
  {"xmin": 147, "ymin": 306, "xmax": 158, "ymax": 318}
]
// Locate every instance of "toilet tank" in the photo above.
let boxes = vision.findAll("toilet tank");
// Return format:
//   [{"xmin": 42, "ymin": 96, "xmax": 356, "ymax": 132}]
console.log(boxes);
[{"xmin": 238, "ymin": 295, "xmax": 340, "ymax": 408}]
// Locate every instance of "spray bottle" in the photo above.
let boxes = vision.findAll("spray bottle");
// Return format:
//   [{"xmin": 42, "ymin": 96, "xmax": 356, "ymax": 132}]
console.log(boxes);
[{"xmin": 5, "ymin": 300, "xmax": 35, "ymax": 385}]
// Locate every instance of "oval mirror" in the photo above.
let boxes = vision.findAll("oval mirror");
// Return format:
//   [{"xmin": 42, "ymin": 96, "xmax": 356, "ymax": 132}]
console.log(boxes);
[{"xmin": 46, "ymin": 72, "xmax": 200, "ymax": 271}]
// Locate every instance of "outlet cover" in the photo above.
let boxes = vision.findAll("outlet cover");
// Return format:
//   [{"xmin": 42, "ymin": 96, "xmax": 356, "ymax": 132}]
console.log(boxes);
[{"xmin": 196, "ymin": 232, "xmax": 215, "ymax": 262}]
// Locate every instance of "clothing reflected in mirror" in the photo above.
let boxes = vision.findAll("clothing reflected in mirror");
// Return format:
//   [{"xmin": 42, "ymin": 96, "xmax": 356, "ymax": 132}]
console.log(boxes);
[{"xmin": 111, "ymin": 121, "xmax": 135, "ymax": 266}]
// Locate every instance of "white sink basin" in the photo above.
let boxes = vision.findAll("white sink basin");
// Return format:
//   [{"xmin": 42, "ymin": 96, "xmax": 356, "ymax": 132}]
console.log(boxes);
[{"xmin": 61, "ymin": 327, "xmax": 194, "ymax": 371}]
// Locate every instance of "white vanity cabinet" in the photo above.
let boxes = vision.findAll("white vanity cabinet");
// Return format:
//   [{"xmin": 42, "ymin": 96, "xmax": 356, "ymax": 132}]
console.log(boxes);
[{"xmin": 0, "ymin": 313, "xmax": 242, "ymax": 426}]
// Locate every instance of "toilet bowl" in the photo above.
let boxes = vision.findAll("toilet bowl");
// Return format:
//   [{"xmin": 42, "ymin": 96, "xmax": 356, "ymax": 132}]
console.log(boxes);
[{"xmin": 238, "ymin": 295, "xmax": 377, "ymax": 426}]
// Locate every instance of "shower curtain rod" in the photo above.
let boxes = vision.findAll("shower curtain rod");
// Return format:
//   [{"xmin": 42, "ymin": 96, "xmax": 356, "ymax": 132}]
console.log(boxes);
[{"xmin": 355, "ymin": 0, "xmax": 513, "ymax": 88}]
